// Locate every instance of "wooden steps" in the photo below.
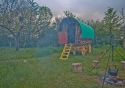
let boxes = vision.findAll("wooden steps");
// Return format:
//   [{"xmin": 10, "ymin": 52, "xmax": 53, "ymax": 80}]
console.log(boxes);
[{"xmin": 60, "ymin": 44, "xmax": 72, "ymax": 60}]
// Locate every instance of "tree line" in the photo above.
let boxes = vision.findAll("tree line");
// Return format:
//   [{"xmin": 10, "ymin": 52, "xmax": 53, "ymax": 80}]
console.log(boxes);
[{"xmin": 0, "ymin": 0, "xmax": 125, "ymax": 51}]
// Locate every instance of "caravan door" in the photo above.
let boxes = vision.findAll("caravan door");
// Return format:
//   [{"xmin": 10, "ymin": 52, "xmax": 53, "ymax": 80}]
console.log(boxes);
[{"xmin": 58, "ymin": 30, "xmax": 68, "ymax": 44}]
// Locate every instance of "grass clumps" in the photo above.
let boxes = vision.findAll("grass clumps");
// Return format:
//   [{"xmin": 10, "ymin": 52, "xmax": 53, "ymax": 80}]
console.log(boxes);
[
  {"xmin": 0, "ymin": 46, "xmax": 63, "ymax": 61},
  {"xmin": 0, "ymin": 46, "xmax": 125, "ymax": 88}
]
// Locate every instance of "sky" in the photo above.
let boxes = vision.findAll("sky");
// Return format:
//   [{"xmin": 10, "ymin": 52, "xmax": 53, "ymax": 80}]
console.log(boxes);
[{"xmin": 34, "ymin": 0, "xmax": 125, "ymax": 21}]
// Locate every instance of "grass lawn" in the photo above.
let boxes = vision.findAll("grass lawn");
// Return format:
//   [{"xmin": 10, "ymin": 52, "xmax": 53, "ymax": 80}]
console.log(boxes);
[{"xmin": 0, "ymin": 46, "xmax": 125, "ymax": 88}]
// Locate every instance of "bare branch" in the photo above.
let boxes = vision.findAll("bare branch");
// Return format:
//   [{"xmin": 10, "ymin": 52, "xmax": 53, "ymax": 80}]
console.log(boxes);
[{"xmin": 0, "ymin": 24, "xmax": 16, "ymax": 37}]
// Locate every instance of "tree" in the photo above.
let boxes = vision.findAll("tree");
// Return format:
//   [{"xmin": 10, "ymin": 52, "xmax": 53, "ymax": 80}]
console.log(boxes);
[
  {"xmin": 103, "ymin": 7, "xmax": 122, "ymax": 45},
  {"xmin": 0, "ymin": 27, "xmax": 14, "ymax": 47},
  {"xmin": 29, "ymin": 6, "xmax": 53, "ymax": 47},
  {"xmin": 63, "ymin": 11, "xmax": 76, "ymax": 18},
  {"xmin": 37, "ymin": 28, "xmax": 58, "ymax": 47},
  {"xmin": 34, "ymin": 6, "xmax": 53, "ymax": 36},
  {"xmin": 18, "ymin": 6, "xmax": 53, "ymax": 48},
  {"xmin": 63, "ymin": 11, "xmax": 84, "ymax": 22},
  {"xmin": 51, "ymin": 16, "xmax": 64, "ymax": 30},
  {"xmin": 87, "ymin": 20, "xmax": 108, "ymax": 45},
  {"xmin": 0, "ymin": 0, "xmax": 39, "ymax": 51},
  {"xmin": 63, "ymin": 11, "xmax": 74, "ymax": 18},
  {"xmin": 38, "ymin": 6, "xmax": 53, "ymax": 29}
]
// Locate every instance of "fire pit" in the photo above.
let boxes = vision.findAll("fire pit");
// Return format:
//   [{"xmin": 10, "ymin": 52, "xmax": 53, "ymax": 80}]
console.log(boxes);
[
  {"xmin": 98, "ymin": 65, "xmax": 125, "ymax": 86},
  {"xmin": 98, "ymin": 75, "xmax": 125, "ymax": 86},
  {"xmin": 102, "ymin": 75, "xmax": 125, "ymax": 86}
]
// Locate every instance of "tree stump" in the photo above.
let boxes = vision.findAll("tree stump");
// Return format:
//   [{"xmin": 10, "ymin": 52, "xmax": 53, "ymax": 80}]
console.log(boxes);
[
  {"xmin": 121, "ymin": 61, "xmax": 125, "ymax": 70},
  {"xmin": 72, "ymin": 63, "xmax": 82, "ymax": 72},
  {"xmin": 92, "ymin": 60, "xmax": 99, "ymax": 68}
]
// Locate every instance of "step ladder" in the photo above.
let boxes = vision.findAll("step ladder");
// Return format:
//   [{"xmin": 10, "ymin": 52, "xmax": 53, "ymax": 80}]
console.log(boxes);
[{"xmin": 60, "ymin": 44, "xmax": 72, "ymax": 60}]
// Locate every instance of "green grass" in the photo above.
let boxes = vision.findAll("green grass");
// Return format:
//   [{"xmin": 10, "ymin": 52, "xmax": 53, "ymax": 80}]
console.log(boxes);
[
  {"xmin": 0, "ymin": 46, "xmax": 63, "ymax": 61},
  {"xmin": 0, "ymin": 46, "xmax": 125, "ymax": 88}
]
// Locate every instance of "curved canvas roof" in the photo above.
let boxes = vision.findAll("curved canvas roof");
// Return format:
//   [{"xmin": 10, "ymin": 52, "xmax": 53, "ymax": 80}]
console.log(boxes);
[
  {"xmin": 76, "ymin": 19, "xmax": 94, "ymax": 39},
  {"xmin": 59, "ymin": 17, "xmax": 94, "ymax": 39}
]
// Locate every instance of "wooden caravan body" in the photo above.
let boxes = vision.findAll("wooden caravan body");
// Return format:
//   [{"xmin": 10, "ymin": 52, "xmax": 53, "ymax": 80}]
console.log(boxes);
[
  {"xmin": 58, "ymin": 17, "xmax": 94, "ymax": 59},
  {"xmin": 58, "ymin": 17, "xmax": 94, "ymax": 45}
]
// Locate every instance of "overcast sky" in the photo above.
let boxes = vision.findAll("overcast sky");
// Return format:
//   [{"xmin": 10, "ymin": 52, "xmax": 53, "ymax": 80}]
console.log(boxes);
[{"xmin": 34, "ymin": 0, "xmax": 125, "ymax": 21}]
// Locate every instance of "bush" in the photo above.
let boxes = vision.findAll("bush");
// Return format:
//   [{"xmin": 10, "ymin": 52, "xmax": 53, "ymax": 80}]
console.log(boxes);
[{"xmin": 37, "ymin": 29, "xmax": 58, "ymax": 47}]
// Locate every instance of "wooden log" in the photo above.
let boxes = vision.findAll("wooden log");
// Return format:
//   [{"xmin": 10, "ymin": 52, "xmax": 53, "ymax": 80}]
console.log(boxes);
[
  {"xmin": 121, "ymin": 61, "xmax": 125, "ymax": 70},
  {"xmin": 72, "ymin": 63, "xmax": 82, "ymax": 72},
  {"xmin": 92, "ymin": 60, "xmax": 99, "ymax": 68}
]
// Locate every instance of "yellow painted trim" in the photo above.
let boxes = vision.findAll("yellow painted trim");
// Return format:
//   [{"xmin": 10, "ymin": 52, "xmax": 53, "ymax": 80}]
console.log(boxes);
[
  {"xmin": 82, "ymin": 46, "xmax": 86, "ymax": 55},
  {"xmin": 88, "ymin": 44, "xmax": 91, "ymax": 53}
]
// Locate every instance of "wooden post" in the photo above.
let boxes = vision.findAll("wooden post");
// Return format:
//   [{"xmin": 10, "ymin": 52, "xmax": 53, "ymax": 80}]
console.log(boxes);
[
  {"xmin": 92, "ymin": 60, "xmax": 99, "ymax": 68},
  {"xmin": 73, "ymin": 51, "xmax": 76, "ymax": 55},
  {"xmin": 121, "ymin": 61, "xmax": 125, "ymax": 70},
  {"xmin": 72, "ymin": 63, "xmax": 82, "ymax": 72}
]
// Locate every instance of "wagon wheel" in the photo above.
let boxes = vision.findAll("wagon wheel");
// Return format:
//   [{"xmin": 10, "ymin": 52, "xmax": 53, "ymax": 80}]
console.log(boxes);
[
  {"xmin": 82, "ymin": 46, "xmax": 86, "ymax": 55},
  {"xmin": 88, "ymin": 44, "xmax": 91, "ymax": 53}
]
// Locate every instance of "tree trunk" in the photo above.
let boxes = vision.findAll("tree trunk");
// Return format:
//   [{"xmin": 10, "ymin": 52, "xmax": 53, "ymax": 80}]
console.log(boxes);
[{"xmin": 15, "ymin": 36, "xmax": 20, "ymax": 51}]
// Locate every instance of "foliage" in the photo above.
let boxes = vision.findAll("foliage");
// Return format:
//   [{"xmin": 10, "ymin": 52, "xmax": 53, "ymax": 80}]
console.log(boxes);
[
  {"xmin": 103, "ymin": 7, "xmax": 122, "ymax": 45},
  {"xmin": 37, "ymin": 28, "xmax": 58, "ymax": 47},
  {"xmin": 87, "ymin": 8, "xmax": 123, "ymax": 46},
  {"xmin": 0, "ymin": 4, "xmax": 124, "ymax": 49},
  {"xmin": 64, "ymin": 11, "xmax": 76, "ymax": 18},
  {"xmin": 19, "ymin": 6, "xmax": 53, "ymax": 48},
  {"xmin": 63, "ymin": 11, "xmax": 84, "ymax": 22},
  {"xmin": 0, "ymin": 0, "xmax": 39, "ymax": 51},
  {"xmin": 0, "ymin": 1, "xmax": 54, "ymax": 49},
  {"xmin": 87, "ymin": 20, "xmax": 109, "ymax": 45},
  {"xmin": 38, "ymin": 6, "xmax": 53, "ymax": 30},
  {"xmin": 51, "ymin": 16, "xmax": 65, "ymax": 30},
  {"xmin": 0, "ymin": 27, "xmax": 14, "ymax": 47}
]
